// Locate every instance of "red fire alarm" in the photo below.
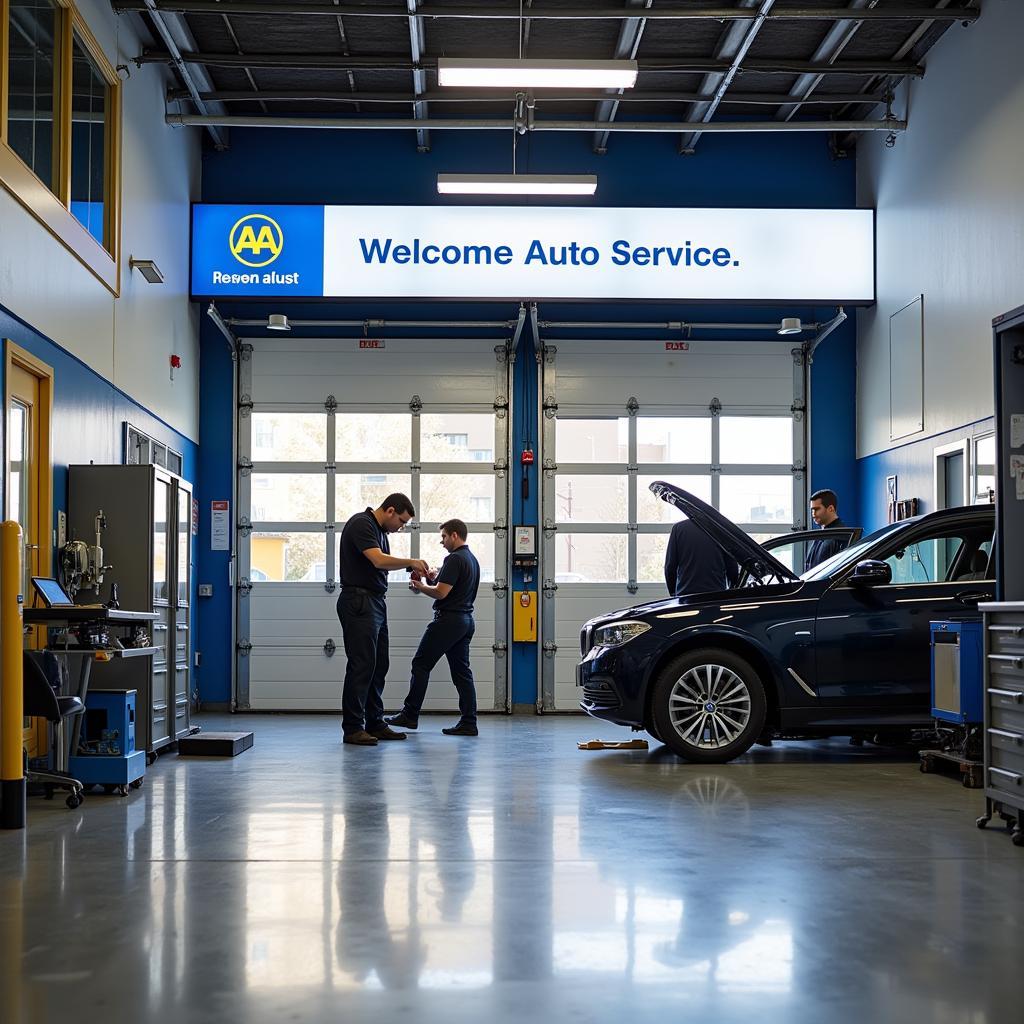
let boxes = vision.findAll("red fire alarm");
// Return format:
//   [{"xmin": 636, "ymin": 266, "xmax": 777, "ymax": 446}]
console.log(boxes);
[
  {"xmin": 170, "ymin": 354, "xmax": 182, "ymax": 369},
  {"xmin": 521, "ymin": 448, "xmax": 535, "ymax": 465}
]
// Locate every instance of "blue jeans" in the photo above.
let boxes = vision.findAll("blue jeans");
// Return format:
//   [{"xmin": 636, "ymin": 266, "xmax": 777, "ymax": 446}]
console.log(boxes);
[
  {"xmin": 338, "ymin": 589, "xmax": 389, "ymax": 735},
  {"xmin": 403, "ymin": 612, "xmax": 477, "ymax": 725}
]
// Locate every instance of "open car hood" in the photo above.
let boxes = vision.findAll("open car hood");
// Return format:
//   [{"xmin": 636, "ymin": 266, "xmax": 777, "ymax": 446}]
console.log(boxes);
[{"xmin": 649, "ymin": 480, "xmax": 799, "ymax": 584}]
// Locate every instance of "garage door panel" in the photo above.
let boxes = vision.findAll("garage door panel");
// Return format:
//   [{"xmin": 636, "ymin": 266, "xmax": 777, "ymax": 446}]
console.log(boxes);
[
  {"xmin": 249, "ymin": 650, "xmax": 496, "ymax": 711},
  {"xmin": 541, "ymin": 339, "xmax": 801, "ymax": 710},
  {"xmin": 553, "ymin": 341, "xmax": 794, "ymax": 410},
  {"xmin": 251, "ymin": 338, "xmax": 501, "ymax": 405},
  {"xmin": 241, "ymin": 338, "xmax": 508, "ymax": 712}
]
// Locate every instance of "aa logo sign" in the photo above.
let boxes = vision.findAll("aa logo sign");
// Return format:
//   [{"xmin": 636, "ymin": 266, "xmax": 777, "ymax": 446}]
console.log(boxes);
[{"xmin": 230, "ymin": 214, "xmax": 284, "ymax": 267}]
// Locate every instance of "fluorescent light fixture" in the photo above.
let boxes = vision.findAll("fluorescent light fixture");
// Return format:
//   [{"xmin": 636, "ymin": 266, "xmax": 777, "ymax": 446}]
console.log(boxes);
[
  {"xmin": 267, "ymin": 313, "xmax": 291, "ymax": 331},
  {"xmin": 438, "ymin": 173, "xmax": 598, "ymax": 196},
  {"xmin": 129, "ymin": 257, "xmax": 164, "ymax": 284},
  {"xmin": 777, "ymin": 317, "xmax": 803, "ymax": 335},
  {"xmin": 437, "ymin": 58, "xmax": 638, "ymax": 90}
]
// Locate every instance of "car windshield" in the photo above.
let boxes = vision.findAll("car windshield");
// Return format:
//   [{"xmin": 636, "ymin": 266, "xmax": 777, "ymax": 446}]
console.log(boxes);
[{"xmin": 799, "ymin": 520, "xmax": 908, "ymax": 581}]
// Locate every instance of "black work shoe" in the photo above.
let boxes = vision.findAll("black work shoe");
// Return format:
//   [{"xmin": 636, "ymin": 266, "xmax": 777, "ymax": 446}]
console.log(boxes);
[
  {"xmin": 442, "ymin": 722, "xmax": 478, "ymax": 737},
  {"xmin": 385, "ymin": 711, "xmax": 419, "ymax": 730},
  {"xmin": 368, "ymin": 725, "xmax": 407, "ymax": 741},
  {"xmin": 343, "ymin": 730, "xmax": 379, "ymax": 746}
]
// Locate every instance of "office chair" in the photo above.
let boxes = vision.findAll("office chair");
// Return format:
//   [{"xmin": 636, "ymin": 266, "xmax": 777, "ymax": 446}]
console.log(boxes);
[{"xmin": 23, "ymin": 651, "xmax": 86, "ymax": 809}]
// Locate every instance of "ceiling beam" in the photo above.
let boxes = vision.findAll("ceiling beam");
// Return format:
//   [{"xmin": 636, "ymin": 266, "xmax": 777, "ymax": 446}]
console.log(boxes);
[
  {"xmin": 678, "ymin": 0, "xmax": 772, "ymax": 155},
  {"xmin": 113, "ymin": 2, "xmax": 980, "ymax": 23},
  {"xmin": 166, "ymin": 88, "xmax": 890, "ymax": 106},
  {"xmin": 774, "ymin": 0, "xmax": 877, "ymax": 123},
  {"xmin": 138, "ymin": 50, "xmax": 926, "ymax": 76},
  {"xmin": 407, "ymin": 0, "xmax": 429, "ymax": 151},
  {"xmin": 591, "ymin": 0, "xmax": 651, "ymax": 155},
  {"xmin": 139, "ymin": 0, "xmax": 228, "ymax": 149},
  {"xmin": 166, "ymin": 112, "xmax": 907, "ymax": 134}
]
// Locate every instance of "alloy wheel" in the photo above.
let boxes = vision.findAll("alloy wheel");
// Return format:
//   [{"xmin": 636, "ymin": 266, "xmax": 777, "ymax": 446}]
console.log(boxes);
[{"xmin": 668, "ymin": 664, "xmax": 752, "ymax": 750}]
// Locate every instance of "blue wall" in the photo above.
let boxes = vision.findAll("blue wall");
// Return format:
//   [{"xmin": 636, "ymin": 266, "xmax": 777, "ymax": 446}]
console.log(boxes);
[
  {"xmin": 0, "ymin": 301, "xmax": 200, "ymax": 681},
  {"xmin": 197, "ymin": 126, "xmax": 861, "ymax": 707},
  {"xmin": 809, "ymin": 314, "xmax": 859, "ymax": 526},
  {"xmin": 856, "ymin": 418, "xmax": 995, "ymax": 536}
]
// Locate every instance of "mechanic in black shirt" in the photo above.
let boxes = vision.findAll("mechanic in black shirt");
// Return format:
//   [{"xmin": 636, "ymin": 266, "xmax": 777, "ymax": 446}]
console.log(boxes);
[
  {"xmin": 665, "ymin": 517, "xmax": 739, "ymax": 597},
  {"xmin": 386, "ymin": 518, "xmax": 481, "ymax": 737},
  {"xmin": 804, "ymin": 488, "xmax": 846, "ymax": 571},
  {"xmin": 337, "ymin": 493, "xmax": 429, "ymax": 746}
]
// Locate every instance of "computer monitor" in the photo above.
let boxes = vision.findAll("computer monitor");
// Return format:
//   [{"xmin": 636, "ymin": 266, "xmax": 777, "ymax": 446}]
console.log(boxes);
[{"xmin": 30, "ymin": 577, "xmax": 75, "ymax": 608}]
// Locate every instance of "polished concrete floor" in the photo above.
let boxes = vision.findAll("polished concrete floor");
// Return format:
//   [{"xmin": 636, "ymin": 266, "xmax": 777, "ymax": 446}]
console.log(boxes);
[{"xmin": 2, "ymin": 713, "xmax": 1021, "ymax": 1023}]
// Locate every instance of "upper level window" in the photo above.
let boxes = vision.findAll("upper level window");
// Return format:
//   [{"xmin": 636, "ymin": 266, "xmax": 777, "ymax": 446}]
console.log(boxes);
[
  {"xmin": 6, "ymin": 1, "xmax": 58, "ymax": 189},
  {"xmin": 70, "ymin": 29, "xmax": 107, "ymax": 245},
  {"xmin": 1, "ymin": 1, "xmax": 121, "ymax": 284}
]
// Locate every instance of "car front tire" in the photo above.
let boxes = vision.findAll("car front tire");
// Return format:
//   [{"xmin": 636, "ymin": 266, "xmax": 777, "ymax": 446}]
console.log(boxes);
[{"xmin": 651, "ymin": 648, "xmax": 767, "ymax": 764}]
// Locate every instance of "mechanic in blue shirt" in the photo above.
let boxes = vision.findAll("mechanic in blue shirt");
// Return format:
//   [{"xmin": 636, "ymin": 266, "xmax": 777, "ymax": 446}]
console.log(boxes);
[
  {"xmin": 387, "ymin": 518, "xmax": 481, "ymax": 737},
  {"xmin": 805, "ymin": 488, "xmax": 847, "ymax": 571},
  {"xmin": 337, "ymin": 493, "xmax": 429, "ymax": 746}
]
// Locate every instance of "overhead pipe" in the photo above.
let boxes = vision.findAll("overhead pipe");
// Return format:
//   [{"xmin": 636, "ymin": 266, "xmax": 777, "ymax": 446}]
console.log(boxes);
[
  {"xmin": 114, "ymin": 2, "xmax": 980, "ymax": 24},
  {"xmin": 140, "ymin": 51, "xmax": 925, "ymax": 77},
  {"xmin": 167, "ymin": 113, "xmax": 907, "ymax": 133},
  {"xmin": 166, "ymin": 87, "xmax": 890, "ymax": 107},
  {"xmin": 223, "ymin": 318, "xmax": 519, "ymax": 330},
  {"xmin": 539, "ymin": 320, "xmax": 823, "ymax": 332}
]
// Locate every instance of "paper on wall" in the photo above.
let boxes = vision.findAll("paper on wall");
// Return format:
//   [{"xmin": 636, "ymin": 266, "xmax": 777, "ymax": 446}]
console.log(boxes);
[
  {"xmin": 1010, "ymin": 455, "xmax": 1024, "ymax": 500},
  {"xmin": 1011, "ymin": 414, "xmax": 1024, "ymax": 449}
]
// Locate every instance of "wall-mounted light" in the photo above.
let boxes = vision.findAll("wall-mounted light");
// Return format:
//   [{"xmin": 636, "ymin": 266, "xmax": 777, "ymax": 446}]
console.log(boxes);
[
  {"xmin": 777, "ymin": 317, "xmax": 803, "ymax": 335},
  {"xmin": 267, "ymin": 314, "xmax": 291, "ymax": 332},
  {"xmin": 437, "ymin": 58, "xmax": 638, "ymax": 90},
  {"xmin": 129, "ymin": 257, "xmax": 164, "ymax": 284},
  {"xmin": 438, "ymin": 173, "xmax": 598, "ymax": 196}
]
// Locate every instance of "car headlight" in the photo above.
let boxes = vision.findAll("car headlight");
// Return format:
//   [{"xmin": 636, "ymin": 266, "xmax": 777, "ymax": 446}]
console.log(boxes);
[{"xmin": 592, "ymin": 620, "xmax": 651, "ymax": 647}]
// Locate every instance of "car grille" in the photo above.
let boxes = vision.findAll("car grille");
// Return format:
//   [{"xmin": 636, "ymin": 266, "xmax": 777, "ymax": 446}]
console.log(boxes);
[
  {"xmin": 580, "ymin": 625, "xmax": 593, "ymax": 656},
  {"xmin": 582, "ymin": 685, "xmax": 619, "ymax": 709}
]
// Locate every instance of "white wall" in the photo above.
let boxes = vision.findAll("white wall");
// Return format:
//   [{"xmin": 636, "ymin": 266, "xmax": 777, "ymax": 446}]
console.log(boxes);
[
  {"xmin": 0, "ymin": 0, "xmax": 200, "ymax": 440},
  {"xmin": 856, "ymin": 0, "xmax": 1024, "ymax": 458}
]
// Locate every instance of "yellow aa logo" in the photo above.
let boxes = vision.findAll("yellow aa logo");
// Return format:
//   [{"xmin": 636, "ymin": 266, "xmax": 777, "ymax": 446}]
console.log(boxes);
[{"xmin": 229, "ymin": 214, "xmax": 284, "ymax": 267}]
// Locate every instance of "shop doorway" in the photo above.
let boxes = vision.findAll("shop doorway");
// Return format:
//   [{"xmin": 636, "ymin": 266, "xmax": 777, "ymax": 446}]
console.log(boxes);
[{"xmin": 4, "ymin": 341, "xmax": 54, "ymax": 756}]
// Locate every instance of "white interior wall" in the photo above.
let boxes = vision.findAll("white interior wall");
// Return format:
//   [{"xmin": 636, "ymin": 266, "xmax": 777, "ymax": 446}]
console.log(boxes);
[
  {"xmin": 856, "ymin": 0, "xmax": 1024, "ymax": 458},
  {"xmin": 0, "ymin": 0, "xmax": 200, "ymax": 440}
]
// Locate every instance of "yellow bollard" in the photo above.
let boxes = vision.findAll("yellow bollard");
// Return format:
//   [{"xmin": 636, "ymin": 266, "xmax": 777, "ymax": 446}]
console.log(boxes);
[{"xmin": 1, "ymin": 521, "xmax": 26, "ymax": 829}]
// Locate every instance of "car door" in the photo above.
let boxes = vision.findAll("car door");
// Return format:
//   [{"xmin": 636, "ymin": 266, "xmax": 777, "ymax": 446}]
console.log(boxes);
[
  {"xmin": 812, "ymin": 514, "xmax": 995, "ymax": 719},
  {"xmin": 745, "ymin": 528, "xmax": 862, "ymax": 585}
]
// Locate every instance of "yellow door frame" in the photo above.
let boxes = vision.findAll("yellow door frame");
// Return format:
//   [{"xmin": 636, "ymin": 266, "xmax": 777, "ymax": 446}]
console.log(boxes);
[{"xmin": 4, "ymin": 340, "xmax": 54, "ymax": 758}]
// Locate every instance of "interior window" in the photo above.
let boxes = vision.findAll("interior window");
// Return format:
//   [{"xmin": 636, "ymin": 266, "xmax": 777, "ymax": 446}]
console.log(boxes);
[{"xmin": 880, "ymin": 527, "xmax": 993, "ymax": 585}]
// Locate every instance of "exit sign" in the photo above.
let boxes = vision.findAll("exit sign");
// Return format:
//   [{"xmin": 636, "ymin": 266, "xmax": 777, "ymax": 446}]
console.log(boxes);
[
  {"xmin": 359, "ymin": 339, "xmax": 386, "ymax": 349},
  {"xmin": 665, "ymin": 341, "xmax": 690, "ymax": 351}
]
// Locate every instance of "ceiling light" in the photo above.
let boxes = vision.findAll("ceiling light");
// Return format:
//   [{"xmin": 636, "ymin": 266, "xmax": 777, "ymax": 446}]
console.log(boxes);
[
  {"xmin": 438, "ymin": 173, "xmax": 598, "ymax": 196},
  {"xmin": 437, "ymin": 58, "xmax": 638, "ymax": 90},
  {"xmin": 129, "ymin": 257, "xmax": 164, "ymax": 284},
  {"xmin": 267, "ymin": 314, "xmax": 291, "ymax": 331},
  {"xmin": 777, "ymin": 317, "xmax": 803, "ymax": 335}
]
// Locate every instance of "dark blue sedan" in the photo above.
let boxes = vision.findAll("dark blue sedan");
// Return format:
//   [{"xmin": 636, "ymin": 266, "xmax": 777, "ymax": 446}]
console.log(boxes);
[{"xmin": 578, "ymin": 481, "xmax": 995, "ymax": 763}]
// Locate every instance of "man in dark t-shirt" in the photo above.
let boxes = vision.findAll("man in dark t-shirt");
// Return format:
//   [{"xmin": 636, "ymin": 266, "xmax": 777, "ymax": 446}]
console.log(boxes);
[
  {"xmin": 337, "ymin": 493, "xmax": 429, "ymax": 746},
  {"xmin": 386, "ymin": 518, "xmax": 481, "ymax": 736}
]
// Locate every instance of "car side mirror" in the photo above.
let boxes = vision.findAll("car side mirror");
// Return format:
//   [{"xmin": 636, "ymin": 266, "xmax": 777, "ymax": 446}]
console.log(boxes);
[{"xmin": 849, "ymin": 559, "xmax": 892, "ymax": 587}]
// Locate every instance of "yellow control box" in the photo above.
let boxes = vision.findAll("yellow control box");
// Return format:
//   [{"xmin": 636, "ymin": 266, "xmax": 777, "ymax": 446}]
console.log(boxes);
[{"xmin": 512, "ymin": 591, "xmax": 537, "ymax": 642}]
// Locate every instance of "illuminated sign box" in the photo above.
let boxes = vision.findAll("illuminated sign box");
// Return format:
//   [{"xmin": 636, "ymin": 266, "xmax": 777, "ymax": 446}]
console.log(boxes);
[{"xmin": 190, "ymin": 204, "xmax": 875, "ymax": 303}]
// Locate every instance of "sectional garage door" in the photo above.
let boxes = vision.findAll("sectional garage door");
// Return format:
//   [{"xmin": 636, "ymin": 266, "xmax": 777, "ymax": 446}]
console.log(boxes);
[
  {"xmin": 538, "ymin": 339, "xmax": 806, "ymax": 711},
  {"xmin": 236, "ymin": 337, "xmax": 511, "ymax": 712}
]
